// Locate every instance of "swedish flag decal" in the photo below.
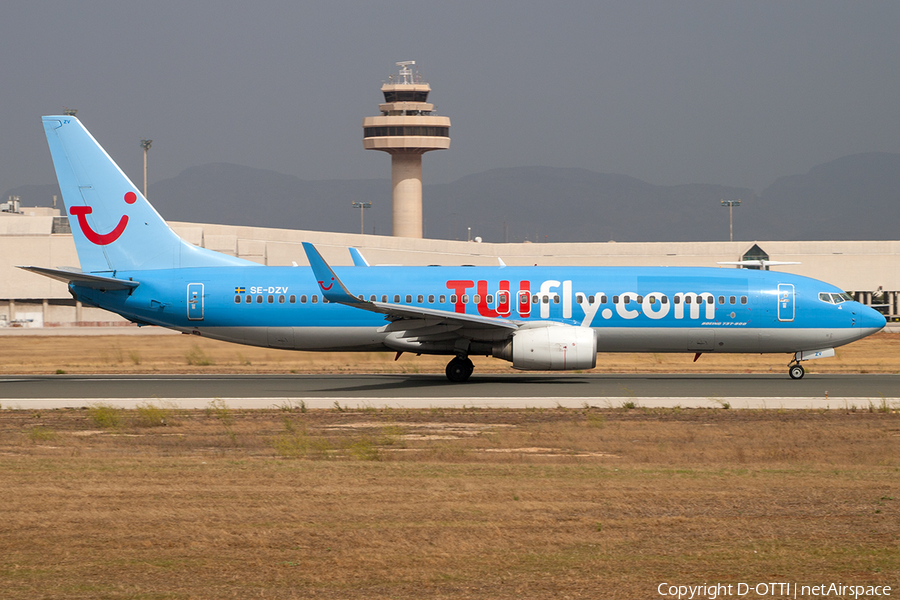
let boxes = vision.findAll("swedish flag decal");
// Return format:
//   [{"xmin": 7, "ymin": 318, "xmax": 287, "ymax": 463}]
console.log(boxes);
[{"xmin": 235, "ymin": 286, "xmax": 246, "ymax": 294}]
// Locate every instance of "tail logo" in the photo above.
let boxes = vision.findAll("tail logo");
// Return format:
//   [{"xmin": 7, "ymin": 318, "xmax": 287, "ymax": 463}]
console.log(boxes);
[
  {"xmin": 319, "ymin": 278, "xmax": 335, "ymax": 291},
  {"xmin": 69, "ymin": 192, "xmax": 137, "ymax": 245}
]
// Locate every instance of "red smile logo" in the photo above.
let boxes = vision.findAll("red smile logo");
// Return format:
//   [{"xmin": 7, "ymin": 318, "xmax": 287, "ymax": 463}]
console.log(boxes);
[
  {"xmin": 318, "ymin": 278, "xmax": 334, "ymax": 291},
  {"xmin": 70, "ymin": 192, "xmax": 136, "ymax": 245}
]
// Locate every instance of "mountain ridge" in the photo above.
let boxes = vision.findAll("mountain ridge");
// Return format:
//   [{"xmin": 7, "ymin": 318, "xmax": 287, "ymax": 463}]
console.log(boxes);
[{"xmin": 5, "ymin": 152, "xmax": 898, "ymax": 242}]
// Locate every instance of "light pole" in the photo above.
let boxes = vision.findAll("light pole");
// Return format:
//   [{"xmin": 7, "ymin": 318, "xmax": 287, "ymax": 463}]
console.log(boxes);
[
  {"xmin": 140, "ymin": 140, "xmax": 152, "ymax": 198},
  {"xmin": 352, "ymin": 202, "xmax": 372, "ymax": 235},
  {"xmin": 721, "ymin": 199, "xmax": 741, "ymax": 242}
]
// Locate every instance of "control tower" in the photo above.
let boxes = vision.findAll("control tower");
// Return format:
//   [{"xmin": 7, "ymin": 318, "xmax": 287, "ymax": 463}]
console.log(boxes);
[{"xmin": 363, "ymin": 61, "xmax": 450, "ymax": 238}]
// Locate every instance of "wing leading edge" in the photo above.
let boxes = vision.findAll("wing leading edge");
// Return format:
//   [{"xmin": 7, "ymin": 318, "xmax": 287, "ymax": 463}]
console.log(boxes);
[{"xmin": 301, "ymin": 242, "xmax": 518, "ymax": 332}]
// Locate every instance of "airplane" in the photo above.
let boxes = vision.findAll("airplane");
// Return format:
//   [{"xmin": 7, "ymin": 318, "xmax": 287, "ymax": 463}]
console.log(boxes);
[{"xmin": 23, "ymin": 115, "xmax": 886, "ymax": 382}]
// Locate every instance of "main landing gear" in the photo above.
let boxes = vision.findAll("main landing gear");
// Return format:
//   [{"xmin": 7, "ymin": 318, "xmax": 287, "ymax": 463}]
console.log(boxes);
[
  {"xmin": 446, "ymin": 356, "xmax": 474, "ymax": 383},
  {"xmin": 788, "ymin": 363, "xmax": 805, "ymax": 380}
]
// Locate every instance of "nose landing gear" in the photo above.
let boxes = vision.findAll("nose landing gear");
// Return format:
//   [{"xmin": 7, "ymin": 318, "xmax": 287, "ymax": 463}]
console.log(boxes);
[
  {"xmin": 788, "ymin": 363, "xmax": 805, "ymax": 380},
  {"xmin": 446, "ymin": 356, "xmax": 475, "ymax": 383}
]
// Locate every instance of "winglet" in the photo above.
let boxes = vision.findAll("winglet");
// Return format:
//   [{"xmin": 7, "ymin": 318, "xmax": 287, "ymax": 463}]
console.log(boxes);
[
  {"xmin": 301, "ymin": 242, "xmax": 367, "ymax": 306},
  {"xmin": 348, "ymin": 247, "xmax": 370, "ymax": 267}
]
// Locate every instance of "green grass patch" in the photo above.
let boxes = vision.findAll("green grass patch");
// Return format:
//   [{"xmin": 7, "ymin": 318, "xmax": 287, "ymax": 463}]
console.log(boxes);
[{"xmin": 88, "ymin": 403, "xmax": 121, "ymax": 428}]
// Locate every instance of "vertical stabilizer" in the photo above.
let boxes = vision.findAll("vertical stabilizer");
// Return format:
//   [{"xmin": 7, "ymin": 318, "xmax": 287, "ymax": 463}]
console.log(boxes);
[{"xmin": 42, "ymin": 116, "xmax": 253, "ymax": 273}]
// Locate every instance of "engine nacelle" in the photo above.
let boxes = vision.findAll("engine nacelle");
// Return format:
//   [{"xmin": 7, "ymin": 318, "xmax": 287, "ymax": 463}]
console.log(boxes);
[{"xmin": 493, "ymin": 325, "xmax": 597, "ymax": 371}]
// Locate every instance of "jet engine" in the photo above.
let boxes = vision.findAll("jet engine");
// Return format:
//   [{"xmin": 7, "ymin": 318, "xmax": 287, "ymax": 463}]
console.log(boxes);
[{"xmin": 492, "ymin": 325, "xmax": 597, "ymax": 371}]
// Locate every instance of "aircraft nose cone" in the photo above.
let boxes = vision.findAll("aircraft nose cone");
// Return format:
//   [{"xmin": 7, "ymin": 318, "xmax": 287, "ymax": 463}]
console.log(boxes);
[{"xmin": 856, "ymin": 304, "xmax": 886, "ymax": 331}]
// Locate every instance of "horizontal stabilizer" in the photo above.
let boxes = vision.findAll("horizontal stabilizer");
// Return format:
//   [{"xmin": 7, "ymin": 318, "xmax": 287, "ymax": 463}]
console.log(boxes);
[{"xmin": 19, "ymin": 266, "xmax": 139, "ymax": 291}]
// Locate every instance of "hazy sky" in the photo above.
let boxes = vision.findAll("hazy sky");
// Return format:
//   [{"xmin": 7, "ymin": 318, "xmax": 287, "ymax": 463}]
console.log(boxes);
[{"xmin": 2, "ymin": 1, "xmax": 899, "ymax": 200}]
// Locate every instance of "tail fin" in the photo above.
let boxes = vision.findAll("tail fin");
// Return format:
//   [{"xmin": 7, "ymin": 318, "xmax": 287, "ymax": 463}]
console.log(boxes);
[{"xmin": 42, "ymin": 116, "xmax": 253, "ymax": 273}]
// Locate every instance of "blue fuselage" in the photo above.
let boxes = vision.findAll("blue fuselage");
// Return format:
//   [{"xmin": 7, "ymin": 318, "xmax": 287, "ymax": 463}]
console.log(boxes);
[{"xmin": 72, "ymin": 265, "xmax": 885, "ymax": 355}]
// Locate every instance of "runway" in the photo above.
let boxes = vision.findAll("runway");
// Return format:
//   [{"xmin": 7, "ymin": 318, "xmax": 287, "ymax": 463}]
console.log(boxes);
[{"xmin": 2, "ymin": 373, "xmax": 898, "ymax": 410}]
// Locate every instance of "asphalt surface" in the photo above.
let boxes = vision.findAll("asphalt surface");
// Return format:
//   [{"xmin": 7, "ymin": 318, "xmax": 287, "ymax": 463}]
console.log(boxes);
[{"xmin": 1, "ymin": 373, "xmax": 898, "ymax": 410}]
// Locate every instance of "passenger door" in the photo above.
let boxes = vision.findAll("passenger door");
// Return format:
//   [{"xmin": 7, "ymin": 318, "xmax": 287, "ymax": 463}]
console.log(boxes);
[
  {"xmin": 187, "ymin": 283, "xmax": 205, "ymax": 321},
  {"xmin": 777, "ymin": 283, "xmax": 794, "ymax": 322}
]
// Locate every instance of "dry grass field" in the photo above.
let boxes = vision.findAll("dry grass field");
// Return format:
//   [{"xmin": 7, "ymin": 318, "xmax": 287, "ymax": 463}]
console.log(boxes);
[
  {"xmin": 0, "ymin": 405, "xmax": 898, "ymax": 599},
  {"xmin": 0, "ymin": 330, "xmax": 899, "ymax": 375}
]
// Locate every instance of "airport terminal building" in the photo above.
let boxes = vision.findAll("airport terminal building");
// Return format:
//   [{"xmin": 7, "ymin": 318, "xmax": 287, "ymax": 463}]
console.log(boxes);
[{"xmin": 2, "ymin": 205, "xmax": 899, "ymax": 328}]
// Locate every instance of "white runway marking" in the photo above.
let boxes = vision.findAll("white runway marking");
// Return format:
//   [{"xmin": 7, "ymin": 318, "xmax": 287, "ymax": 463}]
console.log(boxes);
[{"xmin": 2, "ymin": 396, "xmax": 896, "ymax": 410}]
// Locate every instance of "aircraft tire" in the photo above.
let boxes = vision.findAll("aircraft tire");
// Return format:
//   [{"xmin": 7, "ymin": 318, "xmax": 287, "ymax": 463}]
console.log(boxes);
[
  {"xmin": 789, "ymin": 364, "xmax": 805, "ymax": 380},
  {"xmin": 446, "ymin": 357, "xmax": 474, "ymax": 383}
]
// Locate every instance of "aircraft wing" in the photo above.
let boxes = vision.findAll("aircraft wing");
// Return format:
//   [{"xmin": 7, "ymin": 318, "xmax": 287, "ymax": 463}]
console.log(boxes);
[
  {"xmin": 19, "ymin": 266, "xmax": 140, "ymax": 291},
  {"xmin": 302, "ymin": 242, "xmax": 517, "ymax": 332}
]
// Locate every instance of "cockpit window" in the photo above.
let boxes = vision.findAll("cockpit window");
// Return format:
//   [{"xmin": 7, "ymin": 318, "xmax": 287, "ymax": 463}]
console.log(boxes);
[{"xmin": 820, "ymin": 292, "xmax": 853, "ymax": 304}]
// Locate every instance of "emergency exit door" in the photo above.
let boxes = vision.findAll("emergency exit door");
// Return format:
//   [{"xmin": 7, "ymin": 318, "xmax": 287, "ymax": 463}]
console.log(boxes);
[{"xmin": 187, "ymin": 283, "xmax": 204, "ymax": 321}]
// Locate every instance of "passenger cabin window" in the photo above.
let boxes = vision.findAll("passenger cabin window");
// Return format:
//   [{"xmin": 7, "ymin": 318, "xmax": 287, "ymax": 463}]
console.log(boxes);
[
  {"xmin": 381, "ymin": 295, "xmax": 388, "ymax": 303},
  {"xmin": 256, "ymin": 295, "xmax": 263, "ymax": 303},
  {"xmin": 613, "ymin": 296, "xmax": 619, "ymax": 304},
  {"xmin": 707, "ymin": 296, "xmax": 714, "ymax": 304},
  {"xmin": 278, "ymin": 295, "xmax": 285, "ymax": 304},
  {"xmin": 311, "ymin": 295, "xmax": 318, "ymax": 303},
  {"xmin": 234, "ymin": 295, "xmax": 241, "ymax": 304},
  {"xmin": 486, "ymin": 294, "xmax": 493, "ymax": 304},
  {"xmin": 462, "ymin": 294, "xmax": 469, "ymax": 304},
  {"xmin": 370, "ymin": 295, "xmax": 377, "ymax": 302},
  {"xmin": 267, "ymin": 295, "xmax": 274, "ymax": 303},
  {"xmin": 741, "ymin": 296, "xmax": 748, "ymax": 305},
  {"xmin": 428, "ymin": 295, "xmax": 435, "ymax": 303},
  {"xmin": 405, "ymin": 295, "xmax": 412, "ymax": 303},
  {"xmin": 289, "ymin": 295, "xmax": 296, "ymax": 303},
  {"xmin": 553, "ymin": 295, "xmax": 560, "ymax": 304},
  {"xmin": 451, "ymin": 294, "xmax": 458, "ymax": 304},
  {"xmin": 473, "ymin": 295, "xmax": 481, "ymax": 304},
  {"xmin": 673, "ymin": 296, "xmax": 681, "ymax": 304},
  {"xmin": 300, "ymin": 295, "xmax": 307, "ymax": 303},
  {"xmin": 661, "ymin": 296, "xmax": 668, "ymax": 304},
  {"xmin": 417, "ymin": 295, "xmax": 424, "ymax": 303},
  {"xmin": 245, "ymin": 295, "xmax": 251, "ymax": 303},
  {"xmin": 394, "ymin": 295, "xmax": 400, "ymax": 303},
  {"xmin": 532, "ymin": 295, "xmax": 539, "ymax": 304},
  {"xmin": 439, "ymin": 295, "xmax": 446, "ymax": 303},
  {"xmin": 718, "ymin": 296, "xmax": 725, "ymax": 305},
  {"xmin": 730, "ymin": 296, "xmax": 736, "ymax": 304}
]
